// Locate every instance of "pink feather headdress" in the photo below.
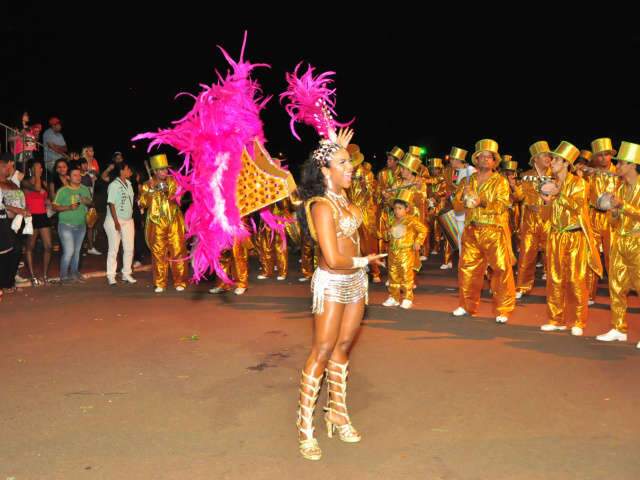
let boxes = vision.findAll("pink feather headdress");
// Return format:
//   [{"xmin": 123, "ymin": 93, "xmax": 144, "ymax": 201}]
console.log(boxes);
[
  {"xmin": 279, "ymin": 63, "xmax": 353, "ymax": 143},
  {"xmin": 132, "ymin": 32, "xmax": 270, "ymax": 283}
]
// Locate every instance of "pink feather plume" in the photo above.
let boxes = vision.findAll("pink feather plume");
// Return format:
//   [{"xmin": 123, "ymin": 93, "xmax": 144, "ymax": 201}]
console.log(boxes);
[
  {"xmin": 279, "ymin": 63, "xmax": 353, "ymax": 141},
  {"xmin": 132, "ymin": 31, "xmax": 270, "ymax": 283}
]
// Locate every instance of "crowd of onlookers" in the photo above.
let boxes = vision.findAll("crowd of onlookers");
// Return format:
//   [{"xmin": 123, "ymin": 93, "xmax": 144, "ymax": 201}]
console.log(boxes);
[{"xmin": 0, "ymin": 111, "xmax": 150, "ymax": 301}]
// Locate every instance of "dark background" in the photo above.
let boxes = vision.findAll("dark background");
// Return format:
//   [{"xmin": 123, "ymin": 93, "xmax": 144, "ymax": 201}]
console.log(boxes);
[{"xmin": 2, "ymin": 6, "xmax": 639, "ymax": 176}]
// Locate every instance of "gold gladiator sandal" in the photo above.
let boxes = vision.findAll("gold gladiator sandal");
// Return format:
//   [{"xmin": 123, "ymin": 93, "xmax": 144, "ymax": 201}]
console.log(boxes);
[
  {"xmin": 324, "ymin": 360, "xmax": 362, "ymax": 443},
  {"xmin": 297, "ymin": 370, "xmax": 324, "ymax": 460}
]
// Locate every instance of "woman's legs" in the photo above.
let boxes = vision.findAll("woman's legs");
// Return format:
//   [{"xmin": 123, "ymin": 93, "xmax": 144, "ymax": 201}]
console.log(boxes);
[
  {"xmin": 40, "ymin": 227, "xmax": 52, "ymax": 279},
  {"xmin": 25, "ymin": 229, "xmax": 39, "ymax": 279}
]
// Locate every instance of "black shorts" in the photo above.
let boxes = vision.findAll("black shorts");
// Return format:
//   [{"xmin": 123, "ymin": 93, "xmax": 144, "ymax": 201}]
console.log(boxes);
[{"xmin": 31, "ymin": 213, "xmax": 51, "ymax": 229}]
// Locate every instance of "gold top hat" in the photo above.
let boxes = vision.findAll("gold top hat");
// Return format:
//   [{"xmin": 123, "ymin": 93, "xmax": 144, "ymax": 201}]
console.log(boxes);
[
  {"xmin": 429, "ymin": 157, "xmax": 444, "ymax": 169},
  {"xmin": 551, "ymin": 141, "xmax": 580, "ymax": 165},
  {"xmin": 399, "ymin": 153, "xmax": 422, "ymax": 174},
  {"xmin": 387, "ymin": 146, "xmax": 405, "ymax": 161},
  {"xmin": 614, "ymin": 141, "xmax": 640, "ymax": 165},
  {"xmin": 149, "ymin": 154, "xmax": 169, "ymax": 171},
  {"xmin": 579, "ymin": 149, "xmax": 593, "ymax": 162},
  {"xmin": 501, "ymin": 160, "xmax": 518, "ymax": 171},
  {"xmin": 395, "ymin": 189, "xmax": 413, "ymax": 205},
  {"xmin": 408, "ymin": 146, "xmax": 423, "ymax": 157},
  {"xmin": 347, "ymin": 144, "xmax": 364, "ymax": 167},
  {"xmin": 502, "ymin": 154, "xmax": 513, "ymax": 163},
  {"xmin": 449, "ymin": 146, "xmax": 468, "ymax": 163},
  {"xmin": 529, "ymin": 140, "xmax": 552, "ymax": 165},
  {"xmin": 591, "ymin": 137, "xmax": 617, "ymax": 156},
  {"xmin": 471, "ymin": 139, "xmax": 501, "ymax": 165}
]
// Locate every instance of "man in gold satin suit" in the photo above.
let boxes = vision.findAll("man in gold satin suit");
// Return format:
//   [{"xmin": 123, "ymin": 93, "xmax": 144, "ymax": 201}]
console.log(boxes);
[
  {"xmin": 500, "ymin": 156, "xmax": 521, "ymax": 254},
  {"xmin": 347, "ymin": 144, "xmax": 381, "ymax": 282},
  {"xmin": 439, "ymin": 148, "xmax": 473, "ymax": 270},
  {"xmin": 382, "ymin": 189, "xmax": 428, "ymax": 309},
  {"xmin": 426, "ymin": 157, "xmax": 448, "ymax": 255},
  {"xmin": 138, "ymin": 154, "xmax": 188, "ymax": 293},
  {"xmin": 513, "ymin": 141, "xmax": 553, "ymax": 300},
  {"xmin": 595, "ymin": 141, "xmax": 640, "ymax": 345},
  {"xmin": 539, "ymin": 141, "xmax": 602, "ymax": 337},
  {"xmin": 451, "ymin": 139, "xmax": 515, "ymax": 324},
  {"xmin": 585, "ymin": 137, "xmax": 620, "ymax": 305},
  {"xmin": 376, "ymin": 146, "xmax": 404, "ymax": 256}
]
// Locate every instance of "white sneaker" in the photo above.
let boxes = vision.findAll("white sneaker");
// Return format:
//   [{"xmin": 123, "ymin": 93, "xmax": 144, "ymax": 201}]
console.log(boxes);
[
  {"xmin": 122, "ymin": 274, "xmax": 137, "ymax": 284},
  {"xmin": 571, "ymin": 326, "xmax": 583, "ymax": 336},
  {"xmin": 515, "ymin": 291, "xmax": 523, "ymax": 300},
  {"xmin": 257, "ymin": 274, "xmax": 269, "ymax": 280},
  {"xmin": 382, "ymin": 297, "xmax": 400, "ymax": 307},
  {"xmin": 536, "ymin": 262, "xmax": 543, "ymax": 268},
  {"xmin": 175, "ymin": 286, "xmax": 185, "ymax": 292},
  {"xmin": 596, "ymin": 329, "xmax": 627, "ymax": 342},
  {"xmin": 154, "ymin": 287, "xmax": 164, "ymax": 293},
  {"xmin": 372, "ymin": 276, "xmax": 382, "ymax": 284},
  {"xmin": 133, "ymin": 260, "xmax": 142, "ymax": 268},
  {"xmin": 588, "ymin": 299, "xmax": 595, "ymax": 306},
  {"xmin": 234, "ymin": 287, "xmax": 246, "ymax": 295},
  {"xmin": 87, "ymin": 248, "xmax": 102, "ymax": 255},
  {"xmin": 419, "ymin": 255, "xmax": 427, "ymax": 261},
  {"xmin": 209, "ymin": 286, "xmax": 225, "ymax": 294},
  {"xmin": 540, "ymin": 324, "xmax": 567, "ymax": 332},
  {"xmin": 496, "ymin": 316, "xmax": 508, "ymax": 324},
  {"xmin": 541, "ymin": 273, "xmax": 547, "ymax": 280},
  {"xmin": 400, "ymin": 299, "xmax": 413, "ymax": 309},
  {"xmin": 637, "ymin": 341, "xmax": 640, "ymax": 349},
  {"xmin": 452, "ymin": 307, "xmax": 468, "ymax": 317},
  {"xmin": 298, "ymin": 277, "xmax": 310, "ymax": 283},
  {"xmin": 15, "ymin": 274, "xmax": 28, "ymax": 283},
  {"xmin": 107, "ymin": 276, "xmax": 117, "ymax": 286},
  {"xmin": 276, "ymin": 276, "xmax": 286, "ymax": 281},
  {"xmin": 440, "ymin": 263, "xmax": 453, "ymax": 270},
  {"xmin": 385, "ymin": 280, "xmax": 390, "ymax": 287}
]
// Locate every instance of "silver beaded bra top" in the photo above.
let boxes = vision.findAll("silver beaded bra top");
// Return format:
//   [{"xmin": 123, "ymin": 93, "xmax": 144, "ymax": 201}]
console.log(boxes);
[{"xmin": 325, "ymin": 191, "xmax": 362, "ymax": 242}]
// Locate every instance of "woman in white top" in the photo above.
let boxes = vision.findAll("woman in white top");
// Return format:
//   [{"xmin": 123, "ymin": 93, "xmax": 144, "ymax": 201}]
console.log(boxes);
[{"xmin": 104, "ymin": 162, "xmax": 136, "ymax": 285}]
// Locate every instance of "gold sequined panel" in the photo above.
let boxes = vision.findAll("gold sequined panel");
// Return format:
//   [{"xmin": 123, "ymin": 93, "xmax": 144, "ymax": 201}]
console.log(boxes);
[{"xmin": 236, "ymin": 140, "xmax": 297, "ymax": 217}]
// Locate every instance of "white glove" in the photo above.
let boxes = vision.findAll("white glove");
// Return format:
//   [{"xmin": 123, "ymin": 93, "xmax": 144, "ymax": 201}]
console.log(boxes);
[
  {"xmin": 11, "ymin": 214, "xmax": 23, "ymax": 233},
  {"xmin": 23, "ymin": 216, "xmax": 34, "ymax": 235}
]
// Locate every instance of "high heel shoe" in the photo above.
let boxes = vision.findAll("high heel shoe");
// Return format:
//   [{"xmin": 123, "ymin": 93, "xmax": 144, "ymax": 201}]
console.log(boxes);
[
  {"xmin": 297, "ymin": 370, "xmax": 324, "ymax": 460},
  {"xmin": 324, "ymin": 360, "xmax": 361, "ymax": 443}
]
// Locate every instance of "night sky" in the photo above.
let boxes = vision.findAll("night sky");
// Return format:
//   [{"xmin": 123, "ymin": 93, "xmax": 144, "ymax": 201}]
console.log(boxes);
[{"xmin": 3, "ymin": 7, "xmax": 639, "ymax": 176}]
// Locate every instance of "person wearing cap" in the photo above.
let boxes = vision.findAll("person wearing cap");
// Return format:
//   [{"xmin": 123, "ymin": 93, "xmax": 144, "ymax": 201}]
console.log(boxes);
[
  {"xmin": 440, "ymin": 146, "xmax": 475, "ymax": 270},
  {"xmin": 500, "ymin": 156, "xmax": 521, "ymax": 253},
  {"xmin": 513, "ymin": 141, "xmax": 553, "ymax": 300},
  {"xmin": 595, "ymin": 141, "xmax": 640, "ymax": 346},
  {"xmin": 585, "ymin": 138, "xmax": 620, "ymax": 305},
  {"xmin": 138, "ymin": 154, "xmax": 188, "ymax": 293},
  {"xmin": 347, "ymin": 144, "xmax": 381, "ymax": 282},
  {"xmin": 42, "ymin": 117, "xmax": 67, "ymax": 174},
  {"xmin": 388, "ymin": 153, "xmax": 428, "ymax": 269},
  {"xmin": 573, "ymin": 150, "xmax": 592, "ymax": 178},
  {"xmin": 452, "ymin": 139, "xmax": 515, "ymax": 324},
  {"xmin": 382, "ymin": 189, "xmax": 428, "ymax": 309},
  {"xmin": 377, "ymin": 146, "xmax": 404, "ymax": 256},
  {"xmin": 539, "ymin": 141, "xmax": 602, "ymax": 336},
  {"xmin": 426, "ymin": 157, "xmax": 448, "ymax": 255}
]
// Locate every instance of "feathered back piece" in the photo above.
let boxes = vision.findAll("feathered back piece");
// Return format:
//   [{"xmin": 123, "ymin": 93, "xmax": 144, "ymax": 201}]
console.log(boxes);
[{"xmin": 132, "ymin": 31, "xmax": 270, "ymax": 283}]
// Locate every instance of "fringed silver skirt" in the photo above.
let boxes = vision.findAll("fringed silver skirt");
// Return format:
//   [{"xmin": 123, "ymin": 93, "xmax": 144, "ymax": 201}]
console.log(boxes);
[{"xmin": 310, "ymin": 268, "xmax": 368, "ymax": 314}]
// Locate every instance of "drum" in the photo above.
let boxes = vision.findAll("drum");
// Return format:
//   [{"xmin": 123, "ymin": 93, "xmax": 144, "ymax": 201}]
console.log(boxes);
[
  {"xmin": 437, "ymin": 209, "xmax": 461, "ymax": 251},
  {"xmin": 596, "ymin": 192, "xmax": 614, "ymax": 211}
]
